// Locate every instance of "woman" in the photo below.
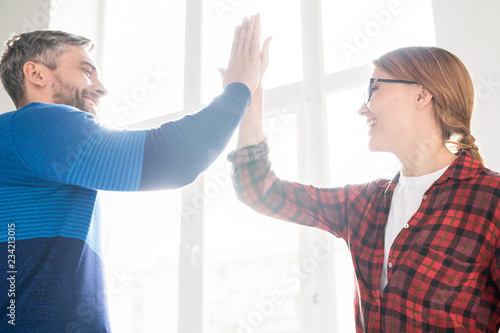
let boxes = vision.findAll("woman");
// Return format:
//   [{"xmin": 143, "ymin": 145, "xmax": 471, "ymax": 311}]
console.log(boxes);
[{"xmin": 228, "ymin": 44, "xmax": 500, "ymax": 332}]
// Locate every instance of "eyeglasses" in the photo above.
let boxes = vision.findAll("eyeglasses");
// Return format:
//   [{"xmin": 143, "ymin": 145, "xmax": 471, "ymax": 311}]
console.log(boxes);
[{"xmin": 364, "ymin": 78, "xmax": 419, "ymax": 105}]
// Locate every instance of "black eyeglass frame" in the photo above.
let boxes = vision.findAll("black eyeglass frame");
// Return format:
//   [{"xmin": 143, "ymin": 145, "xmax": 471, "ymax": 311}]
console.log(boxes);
[{"xmin": 364, "ymin": 78, "xmax": 420, "ymax": 104}]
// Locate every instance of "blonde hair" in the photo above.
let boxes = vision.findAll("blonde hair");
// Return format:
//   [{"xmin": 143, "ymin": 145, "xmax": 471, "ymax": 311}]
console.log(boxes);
[{"xmin": 373, "ymin": 46, "xmax": 484, "ymax": 166}]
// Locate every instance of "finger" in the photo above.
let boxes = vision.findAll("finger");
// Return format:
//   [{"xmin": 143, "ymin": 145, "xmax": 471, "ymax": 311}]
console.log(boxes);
[
  {"xmin": 261, "ymin": 36, "xmax": 272, "ymax": 70},
  {"xmin": 258, "ymin": 37, "xmax": 272, "ymax": 80},
  {"xmin": 232, "ymin": 17, "xmax": 247, "ymax": 57},
  {"xmin": 230, "ymin": 25, "xmax": 241, "ymax": 58},
  {"xmin": 218, "ymin": 68, "xmax": 227, "ymax": 78},
  {"xmin": 235, "ymin": 17, "xmax": 249, "ymax": 55},
  {"xmin": 249, "ymin": 13, "xmax": 261, "ymax": 57},
  {"xmin": 241, "ymin": 17, "xmax": 255, "ymax": 56}
]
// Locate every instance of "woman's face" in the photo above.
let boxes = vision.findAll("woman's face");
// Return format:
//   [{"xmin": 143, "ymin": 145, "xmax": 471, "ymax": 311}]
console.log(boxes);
[{"xmin": 358, "ymin": 68, "xmax": 420, "ymax": 154}]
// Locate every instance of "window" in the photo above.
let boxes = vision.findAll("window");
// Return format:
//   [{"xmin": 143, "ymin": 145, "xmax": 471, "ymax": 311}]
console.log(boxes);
[
  {"xmin": 327, "ymin": 88, "xmax": 399, "ymax": 186},
  {"xmin": 205, "ymin": 115, "xmax": 302, "ymax": 332},
  {"xmin": 49, "ymin": 0, "xmax": 436, "ymax": 331},
  {"xmin": 201, "ymin": 0, "xmax": 303, "ymax": 103},
  {"xmin": 100, "ymin": 0, "xmax": 186, "ymax": 127},
  {"xmin": 100, "ymin": 191, "xmax": 181, "ymax": 332},
  {"xmin": 322, "ymin": 0, "xmax": 436, "ymax": 73}
]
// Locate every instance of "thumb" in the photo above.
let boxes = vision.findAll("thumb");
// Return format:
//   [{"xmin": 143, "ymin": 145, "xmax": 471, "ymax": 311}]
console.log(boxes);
[
  {"xmin": 218, "ymin": 68, "xmax": 227, "ymax": 79},
  {"xmin": 260, "ymin": 37, "xmax": 272, "ymax": 77},
  {"xmin": 262, "ymin": 36, "xmax": 272, "ymax": 60}
]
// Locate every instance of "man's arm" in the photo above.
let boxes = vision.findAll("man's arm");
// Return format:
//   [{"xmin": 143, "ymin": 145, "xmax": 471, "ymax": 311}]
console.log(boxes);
[
  {"xmin": 9, "ymin": 86, "xmax": 246, "ymax": 191},
  {"xmin": 139, "ymin": 82, "xmax": 250, "ymax": 189},
  {"xmin": 8, "ymin": 16, "xmax": 263, "ymax": 191}
]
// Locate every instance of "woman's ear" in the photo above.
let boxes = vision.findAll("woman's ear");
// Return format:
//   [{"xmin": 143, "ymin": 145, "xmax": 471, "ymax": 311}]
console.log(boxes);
[
  {"xmin": 416, "ymin": 86, "xmax": 433, "ymax": 110},
  {"xmin": 23, "ymin": 61, "xmax": 49, "ymax": 88}
]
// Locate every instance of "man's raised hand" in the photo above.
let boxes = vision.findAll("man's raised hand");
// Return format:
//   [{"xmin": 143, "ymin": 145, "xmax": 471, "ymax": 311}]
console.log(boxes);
[{"xmin": 222, "ymin": 14, "xmax": 262, "ymax": 94}]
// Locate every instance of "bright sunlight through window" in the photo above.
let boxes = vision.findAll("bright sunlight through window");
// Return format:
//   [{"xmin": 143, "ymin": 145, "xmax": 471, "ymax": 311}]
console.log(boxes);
[{"xmin": 49, "ymin": 0, "xmax": 436, "ymax": 331}]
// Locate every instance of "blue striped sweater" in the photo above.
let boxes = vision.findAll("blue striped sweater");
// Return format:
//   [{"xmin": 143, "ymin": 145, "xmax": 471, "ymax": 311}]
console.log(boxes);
[{"xmin": 0, "ymin": 83, "xmax": 250, "ymax": 332}]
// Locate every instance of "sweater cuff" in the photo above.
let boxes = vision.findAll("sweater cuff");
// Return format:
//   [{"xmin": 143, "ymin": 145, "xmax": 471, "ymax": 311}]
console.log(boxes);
[
  {"xmin": 227, "ymin": 138, "xmax": 269, "ymax": 164},
  {"xmin": 222, "ymin": 82, "xmax": 252, "ymax": 113}
]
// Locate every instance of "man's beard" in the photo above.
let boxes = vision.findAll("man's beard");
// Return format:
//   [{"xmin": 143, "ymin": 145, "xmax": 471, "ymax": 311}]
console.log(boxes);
[{"xmin": 52, "ymin": 74, "xmax": 99, "ymax": 118}]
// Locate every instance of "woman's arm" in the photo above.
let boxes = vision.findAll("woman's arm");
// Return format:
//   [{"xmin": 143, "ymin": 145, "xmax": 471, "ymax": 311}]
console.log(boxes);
[
  {"xmin": 228, "ymin": 35, "xmax": 350, "ymax": 238},
  {"xmin": 235, "ymin": 31, "xmax": 270, "ymax": 149}
]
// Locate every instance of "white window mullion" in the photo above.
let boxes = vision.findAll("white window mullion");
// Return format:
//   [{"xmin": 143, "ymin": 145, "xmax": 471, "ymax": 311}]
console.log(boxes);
[
  {"xmin": 298, "ymin": 0, "xmax": 338, "ymax": 332},
  {"xmin": 298, "ymin": 0, "xmax": 329, "ymax": 184},
  {"xmin": 178, "ymin": 0, "xmax": 205, "ymax": 332}
]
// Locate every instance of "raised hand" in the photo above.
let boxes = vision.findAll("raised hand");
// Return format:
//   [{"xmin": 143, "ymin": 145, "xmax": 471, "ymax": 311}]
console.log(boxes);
[
  {"xmin": 222, "ymin": 14, "xmax": 262, "ymax": 94},
  {"xmin": 235, "ymin": 33, "xmax": 272, "ymax": 149}
]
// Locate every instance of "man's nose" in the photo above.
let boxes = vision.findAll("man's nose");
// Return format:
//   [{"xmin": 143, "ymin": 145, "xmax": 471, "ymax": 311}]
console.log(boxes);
[{"xmin": 94, "ymin": 78, "xmax": 108, "ymax": 97}]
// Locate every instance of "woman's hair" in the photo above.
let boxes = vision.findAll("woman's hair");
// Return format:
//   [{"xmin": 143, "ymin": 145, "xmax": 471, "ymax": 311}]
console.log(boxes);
[
  {"xmin": 0, "ymin": 30, "xmax": 93, "ymax": 108},
  {"xmin": 372, "ymin": 46, "xmax": 484, "ymax": 166}
]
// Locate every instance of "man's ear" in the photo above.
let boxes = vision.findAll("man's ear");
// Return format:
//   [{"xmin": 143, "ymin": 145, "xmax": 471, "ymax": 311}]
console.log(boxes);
[
  {"xmin": 23, "ymin": 61, "xmax": 49, "ymax": 88},
  {"xmin": 415, "ymin": 86, "xmax": 433, "ymax": 110}
]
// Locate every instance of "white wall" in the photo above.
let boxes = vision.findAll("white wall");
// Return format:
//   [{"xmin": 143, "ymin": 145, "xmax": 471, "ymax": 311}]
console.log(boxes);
[{"xmin": 432, "ymin": 0, "xmax": 500, "ymax": 170}]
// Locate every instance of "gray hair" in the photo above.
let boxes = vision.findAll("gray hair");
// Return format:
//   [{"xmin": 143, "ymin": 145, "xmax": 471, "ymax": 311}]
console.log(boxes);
[{"xmin": 0, "ymin": 30, "xmax": 94, "ymax": 108}]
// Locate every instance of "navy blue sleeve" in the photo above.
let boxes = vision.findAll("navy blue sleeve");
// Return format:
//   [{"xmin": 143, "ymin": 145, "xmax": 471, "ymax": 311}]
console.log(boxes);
[{"xmin": 139, "ymin": 82, "xmax": 251, "ymax": 190}]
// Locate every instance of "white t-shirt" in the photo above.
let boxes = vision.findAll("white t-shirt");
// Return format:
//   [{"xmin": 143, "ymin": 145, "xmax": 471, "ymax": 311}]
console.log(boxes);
[{"xmin": 380, "ymin": 165, "xmax": 449, "ymax": 292}]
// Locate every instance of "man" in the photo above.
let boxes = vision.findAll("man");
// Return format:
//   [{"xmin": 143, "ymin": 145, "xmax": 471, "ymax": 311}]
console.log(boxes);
[{"xmin": 0, "ymin": 15, "xmax": 262, "ymax": 331}]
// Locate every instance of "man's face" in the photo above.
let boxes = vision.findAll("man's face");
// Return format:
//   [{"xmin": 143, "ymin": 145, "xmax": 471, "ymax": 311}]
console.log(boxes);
[{"xmin": 50, "ymin": 45, "xmax": 107, "ymax": 117}]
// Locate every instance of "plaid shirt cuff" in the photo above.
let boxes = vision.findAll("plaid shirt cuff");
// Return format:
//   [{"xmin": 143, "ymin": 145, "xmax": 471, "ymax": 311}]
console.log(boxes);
[{"xmin": 227, "ymin": 139, "xmax": 269, "ymax": 164}]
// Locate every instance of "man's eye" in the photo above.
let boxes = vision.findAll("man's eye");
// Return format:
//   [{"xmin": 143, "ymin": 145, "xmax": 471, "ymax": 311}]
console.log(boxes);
[{"xmin": 83, "ymin": 69, "xmax": 92, "ymax": 77}]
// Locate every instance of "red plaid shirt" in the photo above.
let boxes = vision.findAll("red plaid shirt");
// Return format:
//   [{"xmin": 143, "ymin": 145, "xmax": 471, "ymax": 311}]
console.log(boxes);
[{"xmin": 228, "ymin": 140, "xmax": 500, "ymax": 332}]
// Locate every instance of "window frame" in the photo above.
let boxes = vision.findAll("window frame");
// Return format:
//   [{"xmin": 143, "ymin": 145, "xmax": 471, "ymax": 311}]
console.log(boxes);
[
  {"xmin": 110, "ymin": 0, "xmax": 367, "ymax": 331},
  {"xmin": 50, "ymin": 0, "xmax": 434, "ymax": 331}
]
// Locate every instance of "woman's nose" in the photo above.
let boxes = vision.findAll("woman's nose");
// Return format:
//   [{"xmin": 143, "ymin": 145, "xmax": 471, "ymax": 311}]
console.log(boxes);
[{"xmin": 358, "ymin": 103, "xmax": 368, "ymax": 116}]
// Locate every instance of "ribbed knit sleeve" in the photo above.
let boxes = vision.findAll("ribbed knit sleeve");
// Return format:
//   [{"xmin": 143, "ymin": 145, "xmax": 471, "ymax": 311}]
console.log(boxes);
[
  {"xmin": 8, "ymin": 82, "xmax": 250, "ymax": 191},
  {"xmin": 9, "ymin": 103, "xmax": 146, "ymax": 191}
]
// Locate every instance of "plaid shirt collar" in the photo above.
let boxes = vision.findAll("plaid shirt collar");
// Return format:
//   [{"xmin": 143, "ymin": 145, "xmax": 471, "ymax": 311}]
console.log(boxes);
[
  {"xmin": 440, "ymin": 150, "xmax": 484, "ymax": 182},
  {"xmin": 380, "ymin": 150, "xmax": 483, "ymax": 193}
]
